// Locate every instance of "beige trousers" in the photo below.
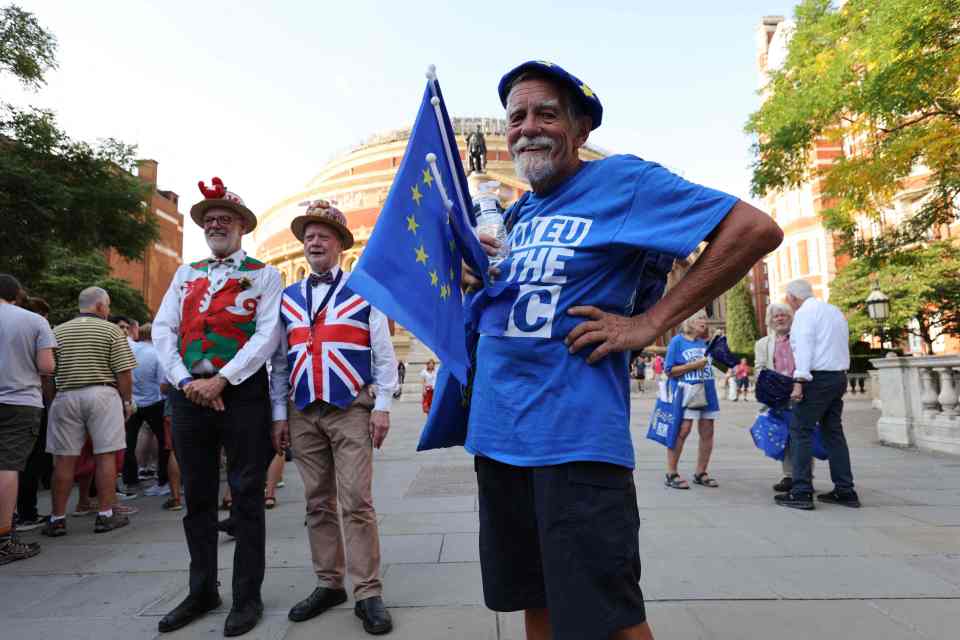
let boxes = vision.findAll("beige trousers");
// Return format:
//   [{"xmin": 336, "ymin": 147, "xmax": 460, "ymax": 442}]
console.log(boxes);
[{"xmin": 288, "ymin": 389, "xmax": 382, "ymax": 599}]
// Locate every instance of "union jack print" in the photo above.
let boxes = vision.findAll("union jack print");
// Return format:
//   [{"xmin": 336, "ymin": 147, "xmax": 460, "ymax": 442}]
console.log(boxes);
[{"xmin": 280, "ymin": 281, "xmax": 373, "ymax": 410}]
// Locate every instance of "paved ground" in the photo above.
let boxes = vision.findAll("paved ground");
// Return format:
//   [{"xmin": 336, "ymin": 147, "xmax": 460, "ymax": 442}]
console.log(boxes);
[{"xmin": 3, "ymin": 388, "xmax": 960, "ymax": 639}]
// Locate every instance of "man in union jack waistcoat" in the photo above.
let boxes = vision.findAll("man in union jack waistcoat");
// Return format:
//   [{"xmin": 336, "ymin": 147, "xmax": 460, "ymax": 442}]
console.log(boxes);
[
  {"xmin": 270, "ymin": 200, "xmax": 398, "ymax": 636},
  {"xmin": 153, "ymin": 178, "xmax": 282, "ymax": 637}
]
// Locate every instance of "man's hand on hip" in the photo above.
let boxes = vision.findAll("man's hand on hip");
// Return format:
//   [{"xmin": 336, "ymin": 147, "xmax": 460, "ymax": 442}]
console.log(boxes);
[
  {"xmin": 370, "ymin": 410, "xmax": 390, "ymax": 450},
  {"xmin": 565, "ymin": 308, "xmax": 661, "ymax": 364},
  {"xmin": 272, "ymin": 420, "xmax": 290, "ymax": 454}
]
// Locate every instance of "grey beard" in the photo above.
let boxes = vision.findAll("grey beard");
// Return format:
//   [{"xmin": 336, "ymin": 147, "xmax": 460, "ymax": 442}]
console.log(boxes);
[{"xmin": 514, "ymin": 152, "xmax": 556, "ymax": 187}]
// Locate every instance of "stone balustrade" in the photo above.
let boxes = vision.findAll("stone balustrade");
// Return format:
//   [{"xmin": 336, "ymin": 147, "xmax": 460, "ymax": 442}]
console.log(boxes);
[{"xmin": 871, "ymin": 354, "xmax": 960, "ymax": 455}]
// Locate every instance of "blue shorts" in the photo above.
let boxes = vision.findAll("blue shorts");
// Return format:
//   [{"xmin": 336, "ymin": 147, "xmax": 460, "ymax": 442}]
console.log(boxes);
[{"xmin": 475, "ymin": 456, "xmax": 646, "ymax": 639}]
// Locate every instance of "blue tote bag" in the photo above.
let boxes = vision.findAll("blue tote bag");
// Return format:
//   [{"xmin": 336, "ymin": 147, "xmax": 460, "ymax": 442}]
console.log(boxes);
[{"xmin": 646, "ymin": 384, "xmax": 684, "ymax": 448}]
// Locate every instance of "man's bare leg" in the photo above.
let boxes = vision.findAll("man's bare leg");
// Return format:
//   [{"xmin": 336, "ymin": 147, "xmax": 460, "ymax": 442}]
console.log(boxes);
[
  {"xmin": 51, "ymin": 455, "xmax": 78, "ymax": 516},
  {"xmin": 93, "ymin": 452, "xmax": 117, "ymax": 512}
]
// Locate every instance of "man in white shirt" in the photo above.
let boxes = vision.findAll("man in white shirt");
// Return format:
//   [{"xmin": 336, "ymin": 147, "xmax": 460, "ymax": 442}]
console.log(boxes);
[
  {"xmin": 270, "ymin": 200, "xmax": 398, "ymax": 636},
  {"xmin": 153, "ymin": 178, "xmax": 282, "ymax": 637},
  {"xmin": 776, "ymin": 278, "xmax": 859, "ymax": 510}
]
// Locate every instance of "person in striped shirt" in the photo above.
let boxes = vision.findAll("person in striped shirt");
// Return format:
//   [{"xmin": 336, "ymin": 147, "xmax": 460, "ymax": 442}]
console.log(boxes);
[{"xmin": 41, "ymin": 286, "xmax": 137, "ymax": 536}]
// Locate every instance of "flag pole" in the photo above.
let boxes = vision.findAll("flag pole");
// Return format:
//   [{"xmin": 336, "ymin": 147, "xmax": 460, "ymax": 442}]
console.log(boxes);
[
  {"xmin": 425, "ymin": 65, "xmax": 476, "ymax": 237},
  {"xmin": 425, "ymin": 153, "xmax": 454, "ymax": 214}
]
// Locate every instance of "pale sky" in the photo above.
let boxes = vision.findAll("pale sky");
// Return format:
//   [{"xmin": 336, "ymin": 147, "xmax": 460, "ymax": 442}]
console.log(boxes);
[{"xmin": 2, "ymin": 0, "xmax": 797, "ymax": 262}]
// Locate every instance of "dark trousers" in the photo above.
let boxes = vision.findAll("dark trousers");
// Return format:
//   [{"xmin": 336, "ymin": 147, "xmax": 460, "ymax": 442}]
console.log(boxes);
[
  {"xmin": 171, "ymin": 368, "xmax": 273, "ymax": 606},
  {"xmin": 790, "ymin": 371, "xmax": 855, "ymax": 495},
  {"xmin": 16, "ymin": 408, "xmax": 50, "ymax": 520},
  {"xmin": 123, "ymin": 401, "xmax": 167, "ymax": 486}
]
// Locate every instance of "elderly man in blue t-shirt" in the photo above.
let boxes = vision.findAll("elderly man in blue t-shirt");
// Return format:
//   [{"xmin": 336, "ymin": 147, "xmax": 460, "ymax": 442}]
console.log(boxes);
[{"xmin": 463, "ymin": 61, "xmax": 783, "ymax": 640}]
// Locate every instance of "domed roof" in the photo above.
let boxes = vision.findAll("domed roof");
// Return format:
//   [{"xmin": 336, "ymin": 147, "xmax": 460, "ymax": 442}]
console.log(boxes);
[{"xmin": 252, "ymin": 117, "xmax": 605, "ymax": 268}]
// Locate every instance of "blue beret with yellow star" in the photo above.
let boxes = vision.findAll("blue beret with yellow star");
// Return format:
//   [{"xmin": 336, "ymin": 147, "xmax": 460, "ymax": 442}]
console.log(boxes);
[{"xmin": 498, "ymin": 60, "xmax": 602, "ymax": 130}]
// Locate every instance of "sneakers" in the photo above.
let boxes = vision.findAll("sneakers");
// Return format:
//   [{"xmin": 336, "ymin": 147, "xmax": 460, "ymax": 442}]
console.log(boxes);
[
  {"xmin": 145, "ymin": 483, "xmax": 171, "ymax": 497},
  {"xmin": 94, "ymin": 512, "xmax": 130, "ymax": 533},
  {"xmin": 162, "ymin": 498, "xmax": 183, "ymax": 511},
  {"xmin": 13, "ymin": 514, "xmax": 48, "ymax": 532},
  {"xmin": 0, "ymin": 534, "xmax": 41, "ymax": 565},
  {"xmin": 774, "ymin": 491, "xmax": 815, "ymax": 510},
  {"xmin": 114, "ymin": 504, "xmax": 139, "ymax": 516},
  {"xmin": 818, "ymin": 489, "xmax": 861, "ymax": 508},
  {"xmin": 772, "ymin": 477, "xmax": 793, "ymax": 493},
  {"xmin": 116, "ymin": 488, "xmax": 139, "ymax": 501},
  {"xmin": 42, "ymin": 517, "xmax": 68, "ymax": 537}
]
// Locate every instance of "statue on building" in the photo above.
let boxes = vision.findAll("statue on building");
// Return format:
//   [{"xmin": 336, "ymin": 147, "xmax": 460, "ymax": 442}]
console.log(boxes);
[{"xmin": 466, "ymin": 124, "xmax": 487, "ymax": 174}]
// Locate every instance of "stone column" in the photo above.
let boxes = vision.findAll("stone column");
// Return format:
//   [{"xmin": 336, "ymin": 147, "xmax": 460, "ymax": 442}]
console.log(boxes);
[{"xmin": 870, "ymin": 354, "xmax": 915, "ymax": 447}]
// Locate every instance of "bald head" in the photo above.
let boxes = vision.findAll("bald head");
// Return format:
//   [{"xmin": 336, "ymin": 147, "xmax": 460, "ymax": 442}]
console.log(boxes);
[{"xmin": 78, "ymin": 286, "xmax": 110, "ymax": 319}]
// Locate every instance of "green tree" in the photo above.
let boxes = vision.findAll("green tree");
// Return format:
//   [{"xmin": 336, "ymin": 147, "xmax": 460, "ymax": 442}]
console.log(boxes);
[
  {"xmin": 725, "ymin": 278, "xmax": 760, "ymax": 353},
  {"xmin": 0, "ymin": 4, "xmax": 56, "ymax": 88},
  {"xmin": 31, "ymin": 246, "xmax": 151, "ymax": 326},
  {"xmin": 746, "ymin": 0, "xmax": 960, "ymax": 265},
  {"xmin": 830, "ymin": 241, "xmax": 960, "ymax": 352},
  {"xmin": 0, "ymin": 4, "xmax": 157, "ymax": 295}
]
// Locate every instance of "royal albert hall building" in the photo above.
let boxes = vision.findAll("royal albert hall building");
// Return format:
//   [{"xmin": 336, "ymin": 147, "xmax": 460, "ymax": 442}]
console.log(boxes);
[{"xmin": 251, "ymin": 117, "xmax": 605, "ymax": 362}]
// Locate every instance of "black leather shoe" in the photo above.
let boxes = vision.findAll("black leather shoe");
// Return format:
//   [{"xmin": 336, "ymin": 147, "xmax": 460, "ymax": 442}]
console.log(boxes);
[
  {"xmin": 772, "ymin": 477, "xmax": 793, "ymax": 492},
  {"xmin": 217, "ymin": 517, "xmax": 236, "ymax": 538},
  {"xmin": 775, "ymin": 491, "xmax": 815, "ymax": 510},
  {"xmin": 288, "ymin": 586, "xmax": 347, "ymax": 622},
  {"xmin": 158, "ymin": 593, "xmax": 222, "ymax": 633},
  {"xmin": 355, "ymin": 596, "xmax": 393, "ymax": 635},
  {"xmin": 224, "ymin": 600, "xmax": 263, "ymax": 637},
  {"xmin": 818, "ymin": 489, "xmax": 861, "ymax": 508}
]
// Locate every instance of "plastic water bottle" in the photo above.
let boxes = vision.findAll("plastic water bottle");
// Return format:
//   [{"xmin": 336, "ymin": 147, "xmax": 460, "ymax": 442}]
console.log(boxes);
[{"xmin": 473, "ymin": 181, "xmax": 508, "ymax": 266}]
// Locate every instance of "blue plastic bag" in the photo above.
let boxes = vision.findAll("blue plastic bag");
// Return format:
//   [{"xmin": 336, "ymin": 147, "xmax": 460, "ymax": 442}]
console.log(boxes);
[
  {"xmin": 750, "ymin": 408, "xmax": 829, "ymax": 461},
  {"xmin": 750, "ymin": 409, "xmax": 790, "ymax": 460},
  {"xmin": 646, "ymin": 386, "xmax": 683, "ymax": 448}
]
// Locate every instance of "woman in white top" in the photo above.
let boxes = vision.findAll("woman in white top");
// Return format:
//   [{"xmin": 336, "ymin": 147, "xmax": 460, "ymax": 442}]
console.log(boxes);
[{"xmin": 420, "ymin": 359, "xmax": 438, "ymax": 415}]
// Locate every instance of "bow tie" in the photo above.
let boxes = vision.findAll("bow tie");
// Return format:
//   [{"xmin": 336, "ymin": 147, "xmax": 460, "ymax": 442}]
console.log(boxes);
[
  {"xmin": 308, "ymin": 271, "xmax": 335, "ymax": 287},
  {"xmin": 209, "ymin": 257, "xmax": 235, "ymax": 268}
]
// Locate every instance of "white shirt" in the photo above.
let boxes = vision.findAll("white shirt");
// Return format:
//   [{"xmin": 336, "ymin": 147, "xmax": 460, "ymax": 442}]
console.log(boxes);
[
  {"xmin": 789, "ymin": 297, "xmax": 850, "ymax": 381},
  {"xmin": 420, "ymin": 367, "xmax": 437, "ymax": 388},
  {"xmin": 269, "ymin": 267, "xmax": 398, "ymax": 419},
  {"xmin": 153, "ymin": 249, "xmax": 283, "ymax": 387}
]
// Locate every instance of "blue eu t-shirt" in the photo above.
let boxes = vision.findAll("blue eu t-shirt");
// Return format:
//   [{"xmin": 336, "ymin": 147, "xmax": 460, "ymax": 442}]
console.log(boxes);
[
  {"xmin": 464, "ymin": 154, "xmax": 738, "ymax": 468},
  {"xmin": 664, "ymin": 334, "xmax": 720, "ymax": 412}
]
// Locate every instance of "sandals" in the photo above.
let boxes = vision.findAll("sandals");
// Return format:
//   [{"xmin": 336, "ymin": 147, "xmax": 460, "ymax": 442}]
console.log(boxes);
[
  {"xmin": 693, "ymin": 472, "xmax": 719, "ymax": 488},
  {"xmin": 665, "ymin": 473, "xmax": 690, "ymax": 490},
  {"xmin": 264, "ymin": 496, "xmax": 277, "ymax": 510}
]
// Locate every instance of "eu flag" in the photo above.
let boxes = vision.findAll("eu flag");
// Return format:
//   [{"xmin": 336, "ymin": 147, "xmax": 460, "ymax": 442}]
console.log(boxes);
[{"xmin": 348, "ymin": 76, "xmax": 486, "ymax": 385}]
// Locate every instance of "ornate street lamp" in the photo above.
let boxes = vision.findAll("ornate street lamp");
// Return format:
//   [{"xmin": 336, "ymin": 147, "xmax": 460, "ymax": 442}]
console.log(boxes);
[{"xmin": 866, "ymin": 285, "xmax": 891, "ymax": 348}]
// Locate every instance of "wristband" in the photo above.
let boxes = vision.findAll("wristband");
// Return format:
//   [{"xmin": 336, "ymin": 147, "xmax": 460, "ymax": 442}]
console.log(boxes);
[{"xmin": 178, "ymin": 376, "xmax": 193, "ymax": 389}]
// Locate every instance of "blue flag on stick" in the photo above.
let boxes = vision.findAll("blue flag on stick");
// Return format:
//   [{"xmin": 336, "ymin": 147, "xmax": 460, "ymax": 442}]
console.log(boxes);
[{"xmin": 349, "ymin": 70, "xmax": 486, "ymax": 386}]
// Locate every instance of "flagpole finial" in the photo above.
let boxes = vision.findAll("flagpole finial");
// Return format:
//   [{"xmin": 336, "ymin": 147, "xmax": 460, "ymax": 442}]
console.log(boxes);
[
  {"xmin": 430, "ymin": 96, "xmax": 440, "ymax": 107},
  {"xmin": 425, "ymin": 64, "xmax": 437, "ymax": 80},
  {"xmin": 426, "ymin": 152, "xmax": 437, "ymax": 163}
]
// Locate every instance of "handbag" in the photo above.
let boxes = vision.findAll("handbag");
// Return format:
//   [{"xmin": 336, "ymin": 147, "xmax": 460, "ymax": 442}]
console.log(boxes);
[
  {"xmin": 679, "ymin": 381, "xmax": 708, "ymax": 409},
  {"xmin": 750, "ymin": 409, "xmax": 790, "ymax": 460}
]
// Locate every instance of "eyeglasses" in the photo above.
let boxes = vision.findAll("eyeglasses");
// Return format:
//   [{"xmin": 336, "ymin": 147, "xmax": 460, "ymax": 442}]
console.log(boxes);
[{"xmin": 203, "ymin": 215, "xmax": 238, "ymax": 227}]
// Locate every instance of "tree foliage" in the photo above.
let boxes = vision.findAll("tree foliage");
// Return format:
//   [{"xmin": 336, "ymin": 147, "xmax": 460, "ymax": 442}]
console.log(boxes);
[
  {"xmin": 0, "ymin": 4, "xmax": 157, "ymax": 302},
  {"xmin": 747, "ymin": 0, "xmax": 960, "ymax": 264},
  {"xmin": 725, "ymin": 278, "xmax": 760, "ymax": 353},
  {"xmin": 830, "ymin": 241, "xmax": 960, "ymax": 350},
  {"xmin": 0, "ymin": 4, "xmax": 56, "ymax": 88},
  {"xmin": 29, "ymin": 245, "xmax": 151, "ymax": 326}
]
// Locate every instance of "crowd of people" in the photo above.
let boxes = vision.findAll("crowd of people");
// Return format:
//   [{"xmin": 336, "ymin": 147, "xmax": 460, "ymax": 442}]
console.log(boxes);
[{"xmin": 0, "ymin": 58, "xmax": 876, "ymax": 640}]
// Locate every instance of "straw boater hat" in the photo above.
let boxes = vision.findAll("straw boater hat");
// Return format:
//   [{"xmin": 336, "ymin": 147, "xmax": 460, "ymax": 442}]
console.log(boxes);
[
  {"xmin": 189, "ymin": 177, "xmax": 257, "ymax": 234},
  {"xmin": 291, "ymin": 200, "xmax": 354, "ymax": 249}
]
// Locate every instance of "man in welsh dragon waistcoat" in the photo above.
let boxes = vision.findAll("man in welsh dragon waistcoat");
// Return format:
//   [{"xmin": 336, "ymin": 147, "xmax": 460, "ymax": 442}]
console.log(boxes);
[
  {"xmin": 270, "ymin": 200, "xmax": 398, "ymax": 635},
  {"xmin": 153, "ymin": 177, "xmax": 282, "ymax": 637}
]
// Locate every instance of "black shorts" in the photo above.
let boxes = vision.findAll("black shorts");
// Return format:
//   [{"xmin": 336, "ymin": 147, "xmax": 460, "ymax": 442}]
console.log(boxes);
[
  {"xmin": 0, "ymin": 404, "xmax": 42, "ymax": 471},
  {"xmin": 475, "ymin": 456, "xmax": 646, "ymax": 639},
  {"xmin": 737, "ymin": 378, "xmax": 749, "ymax": 390}
]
